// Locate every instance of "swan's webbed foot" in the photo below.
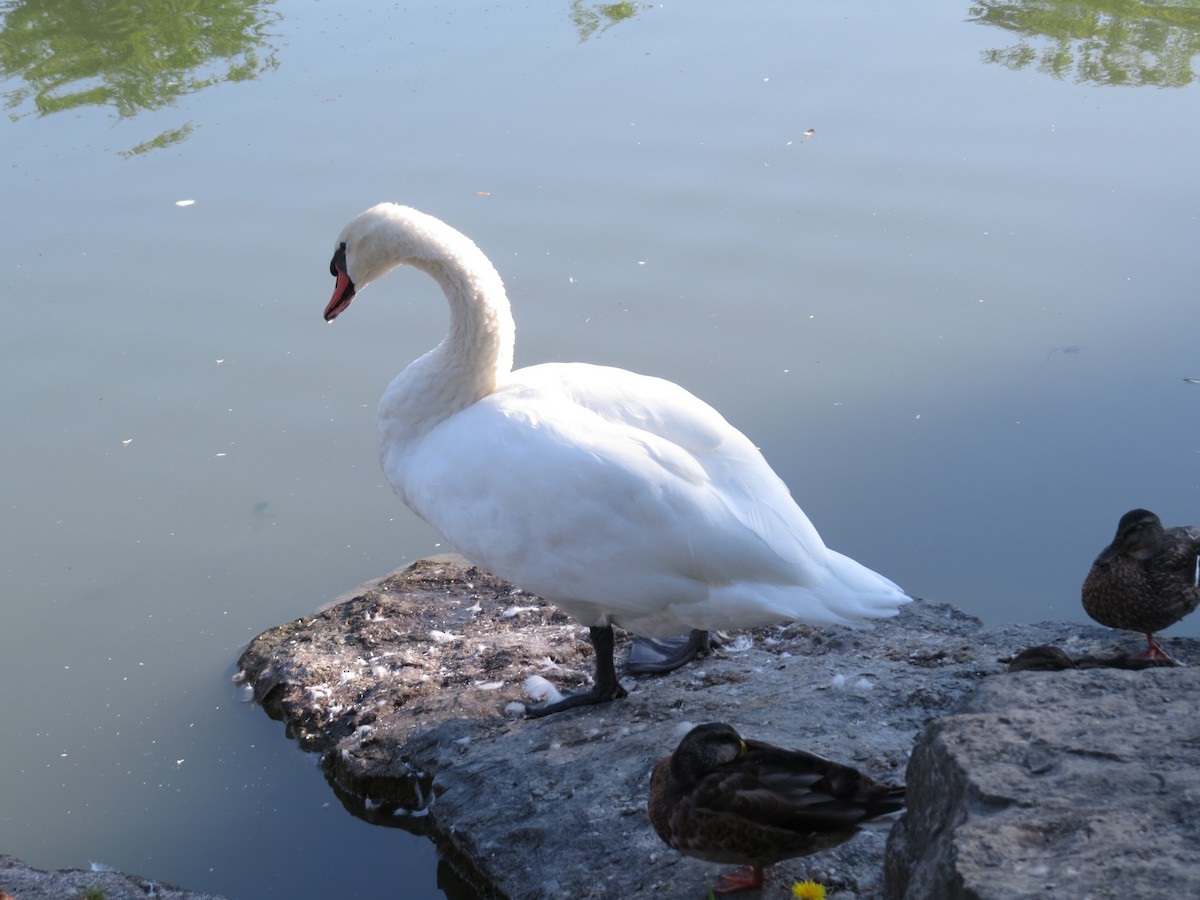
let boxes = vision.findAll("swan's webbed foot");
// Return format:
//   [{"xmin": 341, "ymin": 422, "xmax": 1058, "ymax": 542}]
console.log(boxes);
[
  {"xmin": 626, "ymin": 629, "xmax": 714, "ymax": 675},
  {"xmin": 524, "ymin": 681, "xmax": 629, "ymax": 718},
  {"xmin": 524, "ymin": 624, "xmax": 628, "ymax": 718}
]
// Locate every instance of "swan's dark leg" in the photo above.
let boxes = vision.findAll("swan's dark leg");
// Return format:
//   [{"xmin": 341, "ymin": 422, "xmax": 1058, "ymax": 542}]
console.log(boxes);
[
  {"xmin": 626, "ymin": 629, "xmax": 714, "ymax": 675},
  {"xmin": 524, "ymin": 625, "xmax": 628, "ymax": 718}
]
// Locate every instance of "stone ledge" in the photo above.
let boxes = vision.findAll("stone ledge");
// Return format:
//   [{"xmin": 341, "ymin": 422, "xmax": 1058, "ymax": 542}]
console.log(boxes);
[
  {"xmin": 235, "ymin": 558, "xmax": 1197, "ymax": 899},
  {"xmin": 0, "ymin": 855, "xmax": 227, "ymax": 900}
]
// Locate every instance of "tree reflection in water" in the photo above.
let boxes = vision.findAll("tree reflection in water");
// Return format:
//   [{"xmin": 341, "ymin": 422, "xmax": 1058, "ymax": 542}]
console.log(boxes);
[
  {"xmin": 969, "ymin": 0, "xmax": 1200, "ymax": 87},
  {"xmin": 0, "ymin": 0, "xmax": 280, "ymax": 154}
]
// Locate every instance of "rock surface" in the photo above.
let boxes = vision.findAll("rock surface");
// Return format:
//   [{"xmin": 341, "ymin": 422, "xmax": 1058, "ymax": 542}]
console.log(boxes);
[
  {"xmin": 884, "ymin": 666, "xmax": 1200, "ymax": 900},
  {"xmin": 0, "ymin": 855, "xmax": 228, "ymax": 900},
  {"xmin": 235, "ymin": 558, "xmax": 1198, "ymax": 899}
]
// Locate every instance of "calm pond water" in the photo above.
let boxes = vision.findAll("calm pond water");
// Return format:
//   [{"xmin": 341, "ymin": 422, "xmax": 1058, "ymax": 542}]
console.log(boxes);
[{"xmin": 2, "ymin": 0, "xmax": 1199, "ymax": 896}]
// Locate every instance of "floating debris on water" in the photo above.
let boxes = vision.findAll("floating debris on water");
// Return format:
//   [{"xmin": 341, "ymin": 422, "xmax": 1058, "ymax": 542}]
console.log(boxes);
[{"xmin": 1042, "ymin": 344, "xmax": 1085, "ymax": 365}]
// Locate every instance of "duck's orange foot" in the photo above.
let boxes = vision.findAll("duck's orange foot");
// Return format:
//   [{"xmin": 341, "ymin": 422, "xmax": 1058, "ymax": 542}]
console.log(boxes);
[
  {"xmin": 713, "ymin": 866, "xmax": 766, "ymax": 894},
  {"xmin": 1136, "ymin": 634, "xmax": 1178, "ymax": 664}
]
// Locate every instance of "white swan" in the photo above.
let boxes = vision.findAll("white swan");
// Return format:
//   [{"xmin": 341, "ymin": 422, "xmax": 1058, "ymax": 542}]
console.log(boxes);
[{"xmin": 324, "ymin": 203, "xmax": 910, "ymax": 715}]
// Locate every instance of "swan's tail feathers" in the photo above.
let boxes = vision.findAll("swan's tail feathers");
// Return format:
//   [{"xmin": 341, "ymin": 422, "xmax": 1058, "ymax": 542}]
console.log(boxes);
[
  {"xmin": 687, "ymin": 560, "xmax": 909, "ymax": 634},
  {"xmin": 824, "ymin": 549, "xmax": 911, "ymax": 619},
  {"xmin": 724, "ymin": 552, "xmax": 909, "ymax": 631}
]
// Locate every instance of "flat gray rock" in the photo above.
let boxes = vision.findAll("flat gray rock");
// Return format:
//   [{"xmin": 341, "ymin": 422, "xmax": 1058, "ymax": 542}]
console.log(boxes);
[
  {"xmin": 885, "ymin": 665, "xmax": 1200, "ymax": 899},
  {"xmin": 0, "ymin": 855, "xmax": 228, "ymax": 900},
  {"xmin": 235, "ymin": 558, "xmax": 1197, "ymax": 899}
]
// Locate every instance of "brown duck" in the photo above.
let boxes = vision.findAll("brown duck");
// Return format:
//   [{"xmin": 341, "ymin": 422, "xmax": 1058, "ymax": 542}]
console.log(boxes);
[
  {"xmin": 1082, "ymin": 508, "xmax": 1200, "ymax": 662},
  {"xmin": 647, "ymin": 722, "xmax": 905, "ymax": 894}
]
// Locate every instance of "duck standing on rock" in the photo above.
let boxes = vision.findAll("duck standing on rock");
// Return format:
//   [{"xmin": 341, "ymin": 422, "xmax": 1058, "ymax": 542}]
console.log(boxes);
[
  {"xmin": 323, "ymin": 204, "xmax": 910, "ymax": 716},
  {"xmin": 647, "ymin": 722, "xmax": 906, "ymax": 893},
  {"xmin": 1082, "ymin": 508, "xmax": 1200, "ymax": 662}
]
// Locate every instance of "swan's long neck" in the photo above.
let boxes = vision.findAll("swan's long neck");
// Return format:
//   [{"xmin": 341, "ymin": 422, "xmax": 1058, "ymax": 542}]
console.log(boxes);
[{"xmin": 376, "ymin": 218, "xmax": 516, "ymax": 451}]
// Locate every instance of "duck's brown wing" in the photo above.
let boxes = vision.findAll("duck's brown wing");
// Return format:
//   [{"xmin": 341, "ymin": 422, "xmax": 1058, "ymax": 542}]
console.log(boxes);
[
  {"xmin": 1150, "ymin": 526, "xmax": 1200, "ymax": 621},
  {"xmin": 669, "ymin": 766, "xmax": 861, "ymax": 866},
  {"xmin": 654, "ymin": 741, "xmax": 905, "ymax": 868},
  {"xmin": 701, "ymin": 741, "xmax": 904, "ymax": 831},
  {"xmin": 1162, "ymin": 526, "xmax": 1200, "ymax": 579}
]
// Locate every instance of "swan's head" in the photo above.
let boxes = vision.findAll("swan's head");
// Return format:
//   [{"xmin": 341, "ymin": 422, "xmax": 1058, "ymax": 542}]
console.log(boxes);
[{"xmin": 324, "ymin": 203, "xmax": 452, "ymax": 321}]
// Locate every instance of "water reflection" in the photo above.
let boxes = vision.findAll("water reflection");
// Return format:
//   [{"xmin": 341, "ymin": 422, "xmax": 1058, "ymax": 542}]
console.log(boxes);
[
  {"xmin": 570, "ymin": 1, "xmax": 651, "ymax": 41},
  {"xmin": 324, "ymin": 753, "xmax": 482, "ymax": 898},
  {"xmin": 969, "ymin": 0, "xmax": 1200, "ymax": 86},
  {"xmin": 0, "ymin": 0, "xmax": 280, "ymax": 154}
]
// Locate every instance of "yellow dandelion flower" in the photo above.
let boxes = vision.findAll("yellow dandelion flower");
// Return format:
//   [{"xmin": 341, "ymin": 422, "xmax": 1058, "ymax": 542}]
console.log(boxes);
[{"xmin": 792, "ymin": 880, "xmax": 826, "ymax": 900}]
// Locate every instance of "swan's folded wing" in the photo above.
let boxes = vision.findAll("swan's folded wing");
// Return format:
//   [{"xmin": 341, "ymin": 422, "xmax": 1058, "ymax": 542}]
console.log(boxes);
[
  {"xmin": 530, "ymin": 363, "xmax": 835, "ymax": 567},
  {"xmin": 544, "ymin": 364, "xmax": 907, "ymax": 607},
  {"xmin": 392, "ymin": 362, "xmax": 905, "ymax": 633}
]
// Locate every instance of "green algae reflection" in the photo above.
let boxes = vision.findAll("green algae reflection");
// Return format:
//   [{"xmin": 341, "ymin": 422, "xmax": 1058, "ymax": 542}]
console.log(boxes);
[
  {"xmin": 969, "ymin": 0, "xmax": 1200, "ymax": 87},
  {"xmin": 571, "ymin": 1, "xmax": 651, "ymax": 42},
  {"xmin": 0, "ymin": 0, "xmax": 281, "ymax": 154}
]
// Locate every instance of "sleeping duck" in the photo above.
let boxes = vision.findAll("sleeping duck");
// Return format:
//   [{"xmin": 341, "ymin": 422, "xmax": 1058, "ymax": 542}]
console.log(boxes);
[
  {"xmin": 647, "ymin": 722, "xmax": 905, "ymax": 893},
  {"xmin": 1082, "ymin": 508, "xmax": 1200, "ymax": 663}
]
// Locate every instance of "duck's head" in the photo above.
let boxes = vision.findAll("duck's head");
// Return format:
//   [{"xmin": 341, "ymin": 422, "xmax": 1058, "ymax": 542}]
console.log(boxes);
[
  {"xmin": 1096, "ymin": 508, "xmax": 1165, "ymax": 564},
  {"xmin": 670, "ymin": 723, "xmax": 747, "ymax": 785},
  {"xmin": 324, "ymin": 203, "xmax": 449, "ymax": 321}
]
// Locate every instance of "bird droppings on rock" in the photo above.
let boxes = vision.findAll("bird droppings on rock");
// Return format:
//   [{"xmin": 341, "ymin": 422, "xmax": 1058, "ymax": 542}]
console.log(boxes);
[{"xmin": 235, "ymin": 557, "xmax": 1199, "ymax": 899}]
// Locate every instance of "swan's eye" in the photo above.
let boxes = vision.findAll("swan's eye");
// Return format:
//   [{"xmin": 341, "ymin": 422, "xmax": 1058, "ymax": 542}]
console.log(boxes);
[{"xmin": 330, "ymin": 243, "xmax": 348, "ymax": 277}]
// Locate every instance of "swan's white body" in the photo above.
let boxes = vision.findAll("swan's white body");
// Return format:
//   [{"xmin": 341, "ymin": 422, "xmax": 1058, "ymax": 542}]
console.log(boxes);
[{"xmin": 327, "ymin": 204, "xmax": 908, "ymax": 642}]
